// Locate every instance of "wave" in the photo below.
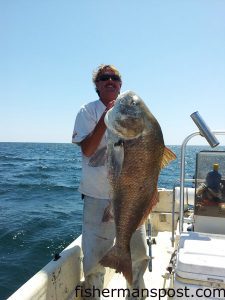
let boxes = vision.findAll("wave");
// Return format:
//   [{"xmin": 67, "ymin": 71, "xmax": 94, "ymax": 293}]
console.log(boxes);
[
  {"xmin": 0, "ymin": 182, "xmax": 79, "ymax": 193},
  {"xmin": 0, "ymin": 155, "xmax": 37, "ymax": 162}
]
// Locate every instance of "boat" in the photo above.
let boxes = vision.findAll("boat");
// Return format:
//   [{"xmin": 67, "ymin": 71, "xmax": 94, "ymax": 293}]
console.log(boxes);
[{"xmin": 7, "ymin": 112, "xmax": 225, "ymax": 300}]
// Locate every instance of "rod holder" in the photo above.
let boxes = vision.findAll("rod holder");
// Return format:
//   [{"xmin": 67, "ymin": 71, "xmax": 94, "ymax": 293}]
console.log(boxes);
[{"xmin": 190, "ymin": 111, "xmax": 219, "ymax": 148}]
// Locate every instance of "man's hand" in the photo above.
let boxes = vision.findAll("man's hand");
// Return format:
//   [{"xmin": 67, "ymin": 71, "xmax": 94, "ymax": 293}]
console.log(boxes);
[{"xmin": 105, "ymin": 100, "xmax": 115, "ymax": 112}]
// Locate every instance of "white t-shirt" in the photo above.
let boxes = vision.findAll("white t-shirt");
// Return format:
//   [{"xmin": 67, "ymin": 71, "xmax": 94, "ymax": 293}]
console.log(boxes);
[{"xmin": 72, "ymin": 99, "xmax": 111, "ymax": 199}]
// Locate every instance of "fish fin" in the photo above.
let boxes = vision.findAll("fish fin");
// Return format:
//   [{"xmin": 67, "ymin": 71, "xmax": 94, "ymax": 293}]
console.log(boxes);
[
  {"xmin": 102, "ymin": 201, "xmax": 114, "ymax": 222},
  {"xmin": 161, "ymin": 147, "xmax": 176, "ymax": 169},
  {"xmin": 88, "ymin": 146, "xmax": 107, "ymax": 167},
  {"xmin": 110, "ymin": 140, "xmax": 124, "ymax": 177},
  {"xmin": 138, "ymin": 189, "xmax": 159, "ymax": 227},
  {"xmin": 100, "ymin": 245, "xmax": 133, "ymax": 285}
]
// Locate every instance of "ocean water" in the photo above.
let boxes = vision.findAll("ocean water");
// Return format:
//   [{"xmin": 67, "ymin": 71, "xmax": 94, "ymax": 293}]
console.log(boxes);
[{"xmin": 0, "ymin": 142, "xmax": 221, "ymax": 299}]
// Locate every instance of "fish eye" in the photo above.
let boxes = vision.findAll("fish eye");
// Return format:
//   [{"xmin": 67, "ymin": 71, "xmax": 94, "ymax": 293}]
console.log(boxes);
[{"xmin": 131, "ymin": 100, "xmax": 137, "ymax": 106}]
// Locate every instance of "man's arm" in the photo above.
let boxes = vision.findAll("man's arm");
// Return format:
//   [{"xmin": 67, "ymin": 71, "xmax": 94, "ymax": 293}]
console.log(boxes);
[
  {"xmin": 80, "ymin": 110, "xmax": 107, "ymax": 157},
  {"xmin": 80, "ymin": 100, "xmax": 115, "ymax": 157}
]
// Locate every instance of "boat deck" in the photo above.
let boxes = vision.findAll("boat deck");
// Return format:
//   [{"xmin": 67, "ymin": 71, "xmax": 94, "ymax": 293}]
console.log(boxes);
[{"xmin": 100, "ymin": 231, "xmax": 174, "ymax": 300}]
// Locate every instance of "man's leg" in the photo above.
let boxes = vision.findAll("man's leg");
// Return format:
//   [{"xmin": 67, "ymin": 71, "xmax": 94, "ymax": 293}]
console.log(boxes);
[
  {"xmin": 82, "ymin": 196, "xmax": 115, "ymax": 300},
  {"xmin": 126, "ymin": 224, "xmax": 149, "ymax": 300}
]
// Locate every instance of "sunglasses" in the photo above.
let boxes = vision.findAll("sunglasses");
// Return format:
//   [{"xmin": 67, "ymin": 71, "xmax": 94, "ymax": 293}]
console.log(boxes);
[{"xmin": 96, "ymin": 74, "xmax": 121, "ymax": 82}]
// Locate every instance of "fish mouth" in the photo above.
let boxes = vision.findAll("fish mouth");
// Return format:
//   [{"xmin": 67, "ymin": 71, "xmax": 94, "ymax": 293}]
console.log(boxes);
[{"xmin": 116, "ymin": 116, "xmax": 144, "ymax": 139}]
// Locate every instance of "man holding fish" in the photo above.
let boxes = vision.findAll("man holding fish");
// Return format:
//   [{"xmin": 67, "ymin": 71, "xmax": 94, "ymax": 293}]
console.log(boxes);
[{"xmin": 72, "ymin": 64, "xmax": 176, "ymax": 299}]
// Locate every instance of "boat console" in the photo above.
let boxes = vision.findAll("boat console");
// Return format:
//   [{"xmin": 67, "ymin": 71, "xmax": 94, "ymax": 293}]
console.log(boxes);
[{"xmin": 173, "ymin": 112, "xmax": 225, "ymax": 299}]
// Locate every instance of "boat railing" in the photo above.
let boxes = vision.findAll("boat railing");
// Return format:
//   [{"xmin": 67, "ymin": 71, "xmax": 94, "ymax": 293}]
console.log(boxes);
[{"xmin": 172, "ymin": 178, "xmax": 195, "ymax": 247}]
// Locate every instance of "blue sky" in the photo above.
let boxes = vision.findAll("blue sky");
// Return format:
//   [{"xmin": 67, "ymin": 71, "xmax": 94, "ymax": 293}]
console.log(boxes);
[{"xmin": 1, "ymin": 0, "xmax": 225, "ymax": 145}]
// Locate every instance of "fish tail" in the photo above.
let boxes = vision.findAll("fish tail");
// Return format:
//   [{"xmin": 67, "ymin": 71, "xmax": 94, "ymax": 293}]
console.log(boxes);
[{"xmin": 100, "ymin": 245, "xmax": 133, "ymax": 285}]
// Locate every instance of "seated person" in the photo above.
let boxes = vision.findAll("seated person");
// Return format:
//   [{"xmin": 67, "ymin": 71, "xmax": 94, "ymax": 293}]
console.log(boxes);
[
  {"xmin": 196, "ymin": 163, "xmax": 222, "ymax": 202},
  {"xmin": 205, "ymin": 163, "xmax": 222, "ymax": 200}
]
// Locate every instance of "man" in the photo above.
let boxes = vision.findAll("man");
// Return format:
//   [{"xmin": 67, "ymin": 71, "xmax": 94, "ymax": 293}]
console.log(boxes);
[{"xmin": 72, "ymin": 64, "xmax": 149, "ymax": 300}]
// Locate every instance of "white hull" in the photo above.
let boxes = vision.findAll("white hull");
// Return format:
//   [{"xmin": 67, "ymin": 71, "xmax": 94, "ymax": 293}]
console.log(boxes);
[{"xmin": 8, "ymin": 236, "xmax": 83, "ymax": 300}]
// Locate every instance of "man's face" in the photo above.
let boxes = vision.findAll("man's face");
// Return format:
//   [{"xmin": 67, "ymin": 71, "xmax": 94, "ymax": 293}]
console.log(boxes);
[{"xmin": 95, "ymin": 68, "xmax": 122, "ymax": 104}]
